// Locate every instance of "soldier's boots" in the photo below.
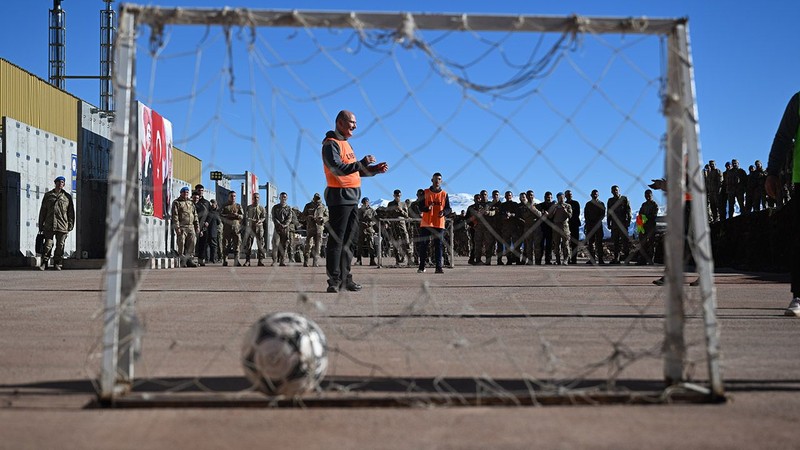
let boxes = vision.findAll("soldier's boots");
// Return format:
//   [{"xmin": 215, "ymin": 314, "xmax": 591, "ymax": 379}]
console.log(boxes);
[
  {"xmin": 185, "ymin": 259, "xmax": 197, "ymax": 268},
  {"xmin": 39, "ymin": 257, "xmax": 48, "ymax": 271},
  {"xmin": 234, "ymin": 259, "xmax": 242, "ymax": 267},
  {"xmin": 257, "ymin": 259, "xmax": 265, "ymax": 267},
  {"xmin": 303, "ymin": 257, "xmax": 309, "ymax": 267},
  {"xmin": 244, "ymin": 258, "xmax": 251, "ymax": 266},
  {"xmin": 223, "ymin": 259, "xmax": 228, "ymax": 267},
  {"xmin": 356, "ymin": 258, "xmax": 363, "ymax": 266},
  {"xmin": 369, "ymin": 257, "xmax": 377, "ymax": 266},
  {"xmin": 312, "ymin": 257, "xmax": 319, "ymax": 267},
  {"xmin": 198, "ymin": 259, "xmax": 206, "ymax": 267}
]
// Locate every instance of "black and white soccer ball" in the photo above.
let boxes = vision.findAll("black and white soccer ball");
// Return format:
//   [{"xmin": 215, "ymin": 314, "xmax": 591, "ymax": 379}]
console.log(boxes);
[{"xmin": 241, "ymin": 312, "xmax": 328, "ymax": 396}]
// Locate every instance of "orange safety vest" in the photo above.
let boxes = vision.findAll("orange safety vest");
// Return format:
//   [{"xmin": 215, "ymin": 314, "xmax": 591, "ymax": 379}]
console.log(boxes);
[
  {"xmin": 420, "ymin": 188, "xmax": 447, "ymax": 229},
  {"xmin": 323, "ymin": 137, "xmax": 361, "ymax": 188}
]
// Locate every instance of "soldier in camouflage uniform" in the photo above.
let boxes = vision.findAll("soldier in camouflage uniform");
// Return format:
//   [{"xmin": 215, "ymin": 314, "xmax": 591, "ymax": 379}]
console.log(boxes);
[
  {"xmin": 271, "ymin": 192, "xmax": 293, "ymax": 266},
  {"xmin": 637, "ymin": 189, "xmax": 659, "ymax": 265},
  {"xmin": 536, "ymin": 192, "xmax": 555, "ymax": 265},
  {"xmin": 548, "ymin": 192, "xmax": 573, "ymax": 265},
  {"xmin": 171, "ymin": 186, "xmax": 199, "ymax": 268},
  {"xmin": 498, "ymin": 191, "xmax": 520, "ymax": 265},
  {"xmin": 487, "ymin": 190, "xmax": 502, "ymax": 264},
  {"xmin": 607, "ymin": 185, "xmax": 631, "ymax": 264},
  {"xmin": 302, "ymin": 193, "xmax": 328, "ymax": 267},
  {"xmin": 453, "ymin": 210, "xmax": 470, "ymax": 259},
  {"xmin": 726, "ymin": 159, "xmax": 748, "ymax": 217},
  {"xmin": 519, "ymin": 190, "xmax": 543, "ymax": 265},
  {"xmin": 565, "ymin": 190, "xmax": 581, "ymax": 264},
  {"xmin": 583, "ymin": 189, "xmax": 606, "ymax": 264},
  {"xmin": 37, "ymin": 176, "xmax": 75, "ymax": 270},
  {"xmin": 470, "ymin": 190, "xmax": 494, "ymax": 265},
  {"xmin": 465, "ymin": 194, "xmax": 482, "ymax": 265},
  {"xmin": 386, "ymin": 189, "xmax": 411, "ymax": 265},
  {"xmin": 221, "ymin": 191, "xmax": 244, "ymax": 267},
  {"xmin": 244, "ymin": 192, "xmax": 267, "ymax": 266},
  {"xmin": 408, "ymin": 191, "xmax": 424, "ymax": 266},
  {"xmin": 705, "ymin": 160, "xmax": 723, "ymax": 222},
  {"xmin": 356, "ymin": 197, "xmax": 377, "ymax": 266}
]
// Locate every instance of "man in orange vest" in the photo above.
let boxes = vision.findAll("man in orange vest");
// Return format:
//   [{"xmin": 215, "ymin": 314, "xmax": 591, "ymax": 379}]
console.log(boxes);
[
  {"xmin": 322, "ymin": 110, "xmax": 388, "ymax": 293},
  {"xmin": 417, "ymin": 172, "xmax": 452, "ymax": 274}
]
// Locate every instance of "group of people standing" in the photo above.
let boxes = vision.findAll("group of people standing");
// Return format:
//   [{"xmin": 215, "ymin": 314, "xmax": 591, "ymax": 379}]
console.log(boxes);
[
  {"xmin": 169, "ymin": 185, "xmax": 329, "ymax": 269},
  {"xmin": 703, "ymin": 158, "xmax": 793, "ymax": 222},
  {"xmin": 460, "ymin": 186, "xmax": 659, "ymax": 267}
]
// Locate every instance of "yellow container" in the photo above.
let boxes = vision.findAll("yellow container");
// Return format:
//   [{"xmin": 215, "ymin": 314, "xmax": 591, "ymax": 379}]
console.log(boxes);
[
  {"xmin": 0, "ymin": 58, "xmax": 78, "ymax": 141},
  {"xmin": 172, "ymin": 146, "xmax": 202, "ymax": 187}
]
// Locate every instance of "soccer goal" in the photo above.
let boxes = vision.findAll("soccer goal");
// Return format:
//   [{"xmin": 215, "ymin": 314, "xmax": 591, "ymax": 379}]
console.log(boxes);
[{"xmin": 96, "ymin": 5, "xmax": 722, "ymax": 406}]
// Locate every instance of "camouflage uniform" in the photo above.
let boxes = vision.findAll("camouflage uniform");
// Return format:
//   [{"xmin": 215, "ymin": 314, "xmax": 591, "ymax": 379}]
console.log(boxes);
[
  {"xmin": 465, "ymin": 199, "xmax": 480, "ymax": 264},
  {"xmin": 637, "ymin": 198, "xmax": 659, "ymax": 265},
  {"xmin": 725, "ymin": 163, "xmax": 747, "ymax": 217},
  {"xmin": 469, "ymin": 200, "xmax": 492, "ymax": 265},
  {"xmin": 408, "ymin": 199, "xmax": 422, "ymax": 265},
  {"xmin": 488, "ymin": 198, "xmax": 503, "ymax": 263},
  {"xmin": 519, "ymin": 199, "xmax": 543, "ymax": 265},
  {"xmin": 221, "ymin": 199, "xmax": 244, "ymax": 266},
  {"xmin": 302, "ymin": 197, "xmax": 328, "ymax": 267},
  {"xmin": 705, "ymin": 164, "xmax": 723, "ymax": 222},
  {"xmin": 271, "ymin": 203, "xmax": 293, "ymax": 266},
  {"xmin": 453, "ymin": 213, "xmax": 470, "ymax": 258},
  {"xmin": 499, "ymin": 197, "xmax": 520, "ymax": 265},
  {"xmin": 607, "ymin": 193, "xmax": 631, "ymax": 263},
  {"xmin": 386, "ymin": 198, "xmax": 411, "ymax": 264},
  {"xmin": 583, "ymin": 197, "xmax": 606, "ymax": 264},
  {"xmin": 356, "ymin": 203, "xmax": 377, "ymax": 265},
  {"xmin": 171, "ymin": 195, "xmax": 199, "ymax": 267},
  {"xmin": 548, "ymin": 199, "xmax": 572, "ymax": 265},
  {"xmin": 244, "ymin": 203, "xmax": 267, "ymax": 266},
  {"xmin": 747, "ymin": 163, "xmax": 767, "ymax": 212},
  {"xmin": 38, "ymin": 186, "xmax": 75, "ymax": 269}
]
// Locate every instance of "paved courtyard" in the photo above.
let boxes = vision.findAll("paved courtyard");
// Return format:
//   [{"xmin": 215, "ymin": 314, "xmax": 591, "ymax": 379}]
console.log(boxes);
[{"xmin": 1, "ymin": 259, "xmax": 798, "ymax": 449}]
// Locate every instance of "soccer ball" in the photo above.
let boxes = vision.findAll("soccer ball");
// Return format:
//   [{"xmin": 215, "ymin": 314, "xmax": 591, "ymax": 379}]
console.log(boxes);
[{"xmin": 241, "ymin": 312, "xmax": 328, "ymax": 396}]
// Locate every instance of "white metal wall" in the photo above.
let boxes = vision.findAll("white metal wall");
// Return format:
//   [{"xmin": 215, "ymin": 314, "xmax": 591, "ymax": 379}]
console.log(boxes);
[{"xmin": 4, "ymin": 117, "xmax": 77, "ymax": 257}]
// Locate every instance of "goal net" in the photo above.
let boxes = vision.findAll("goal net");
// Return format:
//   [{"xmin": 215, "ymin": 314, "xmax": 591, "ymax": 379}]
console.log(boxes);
[{"xmin": 94, "ymin": 5, "xmax": 723, "ymax": 406}]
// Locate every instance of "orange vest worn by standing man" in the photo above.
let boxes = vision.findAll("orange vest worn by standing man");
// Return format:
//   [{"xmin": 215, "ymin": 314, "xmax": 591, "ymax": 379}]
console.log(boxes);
[{"xmin": 417, "ymin": 172, "xmax": 452, "ymax": 274}]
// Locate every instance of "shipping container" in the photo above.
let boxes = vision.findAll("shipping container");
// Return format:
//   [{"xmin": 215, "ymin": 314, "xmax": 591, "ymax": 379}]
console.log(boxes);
[
  {"xmin": 172, "ymin": 146, "xmax": 201, "ymax": 188},
  {"xmin": 0, "ymin": 58, "xmax": 78, "ymax": 142}
]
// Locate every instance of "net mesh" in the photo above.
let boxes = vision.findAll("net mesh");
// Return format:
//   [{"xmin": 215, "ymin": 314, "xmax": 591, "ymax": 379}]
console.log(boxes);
[{"xmin": 90, "ymin": 7, "xmax": 720, "ymax": 406}]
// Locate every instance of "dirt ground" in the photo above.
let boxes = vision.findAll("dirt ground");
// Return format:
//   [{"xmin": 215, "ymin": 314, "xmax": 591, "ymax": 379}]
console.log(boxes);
[{"xmin": 1, "ymin": 258, "xmax": 798, "ymax": 449}]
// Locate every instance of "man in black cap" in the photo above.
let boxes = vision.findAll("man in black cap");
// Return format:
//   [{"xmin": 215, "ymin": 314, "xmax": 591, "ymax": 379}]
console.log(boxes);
[{"xmin": 37, "ymin": 176, "xmax": 75, "ymax": 270}]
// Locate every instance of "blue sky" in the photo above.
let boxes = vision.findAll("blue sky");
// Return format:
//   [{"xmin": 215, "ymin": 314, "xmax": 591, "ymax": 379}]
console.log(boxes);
[{"xmin": 2, "ymin": 1, "xmax": 798, "ymax": 210}]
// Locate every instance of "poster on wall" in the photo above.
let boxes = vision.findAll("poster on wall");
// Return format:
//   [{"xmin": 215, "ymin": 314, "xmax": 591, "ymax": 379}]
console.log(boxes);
[
  {"xmin": 138, "ymin": 102, "xmax": 173, "ymax": 219},
  {"xmin": 249, "ymin": 172, "xmax": 258, "ymax": 204}
]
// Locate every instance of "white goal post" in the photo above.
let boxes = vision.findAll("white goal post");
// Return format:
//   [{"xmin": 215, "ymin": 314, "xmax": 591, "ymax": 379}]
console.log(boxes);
[{"xmin": 101, "ymin": 5, "xmax": 722, "ymax": 402}]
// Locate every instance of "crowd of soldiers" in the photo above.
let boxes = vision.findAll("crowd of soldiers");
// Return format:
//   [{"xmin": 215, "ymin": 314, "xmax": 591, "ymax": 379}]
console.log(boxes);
[
  {"xmin": 703, "ymin": 158, "xmax": 794, "ymax": 222},
  {"xmin": 359, "ymin": 186, "xmax": 654, "ymax": 267},
  {"xmin": 169, "ymin": 157, "xmax": 795, "ymax": 269},
  {"xmin": 170, "ymin": 185, "xmax": 330, "ymax": 268}
]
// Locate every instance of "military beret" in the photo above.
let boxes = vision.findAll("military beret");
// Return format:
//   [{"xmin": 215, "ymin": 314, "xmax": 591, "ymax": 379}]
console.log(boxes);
[
  {"xmin": 361, "ymin": 197, "xmax": 369, "ymax": 204},
  {"xmin": 54, "ymin": 176, "xmax": 66, "ymax": 183},
  {"xmin": 180, "ymin": 186, "xmax": 190, "ymax": 193}
]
